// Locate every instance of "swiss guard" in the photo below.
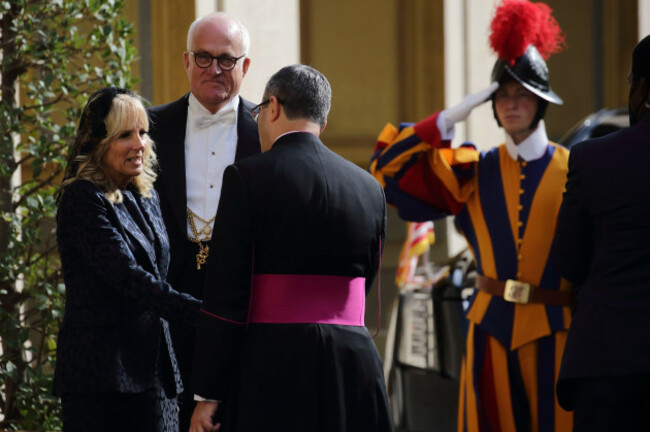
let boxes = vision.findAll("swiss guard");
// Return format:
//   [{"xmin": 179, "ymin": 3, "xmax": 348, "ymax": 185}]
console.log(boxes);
[{"xmin": 370, "ymin": 0, "xmax": 573, "ymax": 430}]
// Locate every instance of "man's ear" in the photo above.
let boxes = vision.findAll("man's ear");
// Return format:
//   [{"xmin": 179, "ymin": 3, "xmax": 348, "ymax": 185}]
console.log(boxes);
[
  {"xmin": 643, "ymin": 78, "xmax": 650, "ymax": 105},
  {"xmin": 320, "ymin": 121, "xmax": 327, "ymax": 133},
  {"xmin": 183, "ymin": 51, "xmax": 191, "ymax": 74},
  {"xmin": 269, "ymin": 96, "xmax": 282, "ymax": 122},
  {"xmin": 242, "ymin": 57, "xmax": 251, "ymax": 77}
]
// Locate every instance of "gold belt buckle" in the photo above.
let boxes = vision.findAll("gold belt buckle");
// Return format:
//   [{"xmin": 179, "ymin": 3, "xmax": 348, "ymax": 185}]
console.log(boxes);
[{"xmin": 503, "ymin": 279, "xmax": 531, "ymax": 304}]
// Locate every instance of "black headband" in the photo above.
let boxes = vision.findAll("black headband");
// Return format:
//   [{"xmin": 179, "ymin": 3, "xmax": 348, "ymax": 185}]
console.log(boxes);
[{"xmin": 84, "ymin": 86, "xmax": 135, "ymax": 141}]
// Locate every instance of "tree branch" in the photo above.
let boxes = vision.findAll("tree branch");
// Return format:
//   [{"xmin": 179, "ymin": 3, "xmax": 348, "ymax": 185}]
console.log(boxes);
[
  {"xmin": 35, "ymin": 329, "xmax": 47, "ymax": 367},
  {"xmin": 16, "ymin": 163, "xmax": 64, "ymax": 188},
  {"xmin": 13, "ymin": 169, "xmax": 62, "ymax": 210},
  {"xmin": 25, "ymin": 245, "xmax": 60, "ymax": 268},
  {"xmin": 15, "ymin": 154, "xmax": 34, "ymax": 166},
  {"xmin": 20, "ymin": 92, "xmax": 65, "ymax": 112}
]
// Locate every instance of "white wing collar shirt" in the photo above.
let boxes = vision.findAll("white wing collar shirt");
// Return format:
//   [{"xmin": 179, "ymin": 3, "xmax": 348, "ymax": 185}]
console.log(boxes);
[{"xmin": 185, "ymin": 93, "xmax": 239, "ymax": 237}]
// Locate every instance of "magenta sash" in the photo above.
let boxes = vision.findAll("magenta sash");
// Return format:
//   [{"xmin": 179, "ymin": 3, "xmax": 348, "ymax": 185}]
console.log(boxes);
[{"xmin": 249, "ymin": 274, "xmax": 366, "ymax": 325}]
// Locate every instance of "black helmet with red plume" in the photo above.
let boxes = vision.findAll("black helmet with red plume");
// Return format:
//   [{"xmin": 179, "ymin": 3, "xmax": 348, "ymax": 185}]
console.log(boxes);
[{"xmin": 489, "ymin": 0, "xmax": 566, "ymax": 128}]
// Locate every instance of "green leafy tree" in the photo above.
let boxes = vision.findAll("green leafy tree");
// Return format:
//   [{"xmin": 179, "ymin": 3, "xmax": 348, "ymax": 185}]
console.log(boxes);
[{"xmin": 0, "ymin": 1, "xmax": 136, "ymax": 429}]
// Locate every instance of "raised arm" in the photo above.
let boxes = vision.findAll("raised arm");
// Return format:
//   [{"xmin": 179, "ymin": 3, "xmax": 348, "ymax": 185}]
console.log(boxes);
[{"xmin": 369, "ymin": 83, "xmax": 497, "ymax": 221}]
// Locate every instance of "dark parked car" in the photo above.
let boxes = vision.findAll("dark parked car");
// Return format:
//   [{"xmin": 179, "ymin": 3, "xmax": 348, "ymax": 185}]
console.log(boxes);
[
  {"xmin": 559, "ymin": 107, "xmax": 628, "ymax": 149},
  {"xmin": 384, "ymin": 108, "xmax": 628, "ymax": 432}
]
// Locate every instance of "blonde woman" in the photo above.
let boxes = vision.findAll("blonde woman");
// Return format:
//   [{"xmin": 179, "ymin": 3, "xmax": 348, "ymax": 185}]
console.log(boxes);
[{"xmin": 54, "ymin": 87, "xmax": 200, "ymax": 431}]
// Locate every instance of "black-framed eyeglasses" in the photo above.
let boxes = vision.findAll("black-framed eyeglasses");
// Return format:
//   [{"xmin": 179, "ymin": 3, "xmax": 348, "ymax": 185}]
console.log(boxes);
[
  {"xmin": 251, "ymin": 98, "xmax": 283, "ymax": 122},
  {"xmin": 189, "ymin": 51, "xmax": 245, "ymax": 70},
  {"xmin": 251, "ymin": 100, "xmax": 270, "ymax": 122}
]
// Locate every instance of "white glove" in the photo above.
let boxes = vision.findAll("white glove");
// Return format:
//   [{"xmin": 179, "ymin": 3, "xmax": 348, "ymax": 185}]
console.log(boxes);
[{"xmin": 438, "ymin": 82, "xmax": 499, "ymax": 140}]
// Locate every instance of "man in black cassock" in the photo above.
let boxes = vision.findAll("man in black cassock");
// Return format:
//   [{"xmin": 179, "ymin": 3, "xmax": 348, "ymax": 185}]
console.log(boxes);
[{"xmin": 189, "ymin": 64, "xmax": 393, "ymax": 432}]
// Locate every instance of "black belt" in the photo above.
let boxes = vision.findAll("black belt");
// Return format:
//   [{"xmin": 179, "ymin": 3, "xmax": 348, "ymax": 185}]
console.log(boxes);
[{"xmin": 476, "ymin": 274, "xmax": 572, "ymax": 307}]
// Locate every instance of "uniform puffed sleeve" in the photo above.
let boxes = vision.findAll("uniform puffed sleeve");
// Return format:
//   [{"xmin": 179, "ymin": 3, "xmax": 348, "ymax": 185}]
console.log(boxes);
[{"xmin": 369, "ymin": 111, "xmax": 479, "ymax": 221}]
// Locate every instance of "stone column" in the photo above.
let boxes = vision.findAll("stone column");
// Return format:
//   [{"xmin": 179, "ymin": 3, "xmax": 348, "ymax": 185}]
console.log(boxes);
[
  {"xmin": 443, "ymin": 0, "xmax": 501, "ymax": 257},
  {"xmin": 215, "ymin": 0, "xmax": 300, "ymax": 102},
  {"xmin": 640, "ymin": 0, "xmax": 650, "ymax": 39}
]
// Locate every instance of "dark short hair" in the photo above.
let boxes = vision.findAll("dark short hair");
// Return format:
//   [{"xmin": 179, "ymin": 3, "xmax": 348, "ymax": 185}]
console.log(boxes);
[
  {"xmin": 263, "ymin": 64, "xmax": 331, "ymax": 127},
  {"xmin": 632, "ymin": 34, "xmax": 650, "ymax": 81}
]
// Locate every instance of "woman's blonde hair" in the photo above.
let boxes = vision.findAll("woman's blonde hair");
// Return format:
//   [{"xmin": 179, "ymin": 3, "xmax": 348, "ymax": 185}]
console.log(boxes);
[{"xmin": 61, "ymin": 88, "xmax": 157, "ymax": 204}]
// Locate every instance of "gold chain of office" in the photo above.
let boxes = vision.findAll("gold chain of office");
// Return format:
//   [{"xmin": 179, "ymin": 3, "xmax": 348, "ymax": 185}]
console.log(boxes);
[{"xmin": 186, "ymin": 207, "xmax": 216, "ymax": 270}]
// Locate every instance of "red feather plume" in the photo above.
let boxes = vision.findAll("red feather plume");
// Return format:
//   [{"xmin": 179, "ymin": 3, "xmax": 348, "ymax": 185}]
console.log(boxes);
[{"xmin": 489, "ymin": 0, "xmax": 566, "ymax": 65}]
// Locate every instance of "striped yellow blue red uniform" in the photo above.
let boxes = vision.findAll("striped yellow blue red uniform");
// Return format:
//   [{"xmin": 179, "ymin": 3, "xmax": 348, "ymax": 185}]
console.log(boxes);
[{"xmin": 370, "ymin": 112, "xmax": 573, "ymax": 432}]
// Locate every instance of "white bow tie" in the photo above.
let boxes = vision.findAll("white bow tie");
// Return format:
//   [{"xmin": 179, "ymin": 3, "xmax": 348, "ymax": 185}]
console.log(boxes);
[{"xmin": 195, "ymin": 108, "xmax": 236, "ymax": 129}]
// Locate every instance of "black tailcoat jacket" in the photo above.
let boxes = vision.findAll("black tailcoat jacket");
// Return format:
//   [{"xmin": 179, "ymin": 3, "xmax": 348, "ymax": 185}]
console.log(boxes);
[
  {"xmin": 147, "ymin": 94, "xmax": 261, "ymax": 395},
  {"xmin": 555, "ymin": 118, "xmax": 650, "ymax": 409},
  {"xmin": 193, "ymin": 132, "xmax": 393, "ymax": 432},
  {"xmin": 148, "ymin": 94, "xmax": 260, "ymax": 300},
  {"xmin": 54, "ymin": 180, "xmax": 200, "ymax": 396}
]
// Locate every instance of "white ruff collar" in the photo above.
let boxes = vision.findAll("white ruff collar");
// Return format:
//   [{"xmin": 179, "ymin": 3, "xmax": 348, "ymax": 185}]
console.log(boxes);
[{"xmin": 504, "ymin": 120, "xmax": 549, "ymax": 162}]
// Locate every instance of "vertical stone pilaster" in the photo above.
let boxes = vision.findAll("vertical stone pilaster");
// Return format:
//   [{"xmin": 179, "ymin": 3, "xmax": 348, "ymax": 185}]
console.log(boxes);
[
  {"xmin": 602, "ymin": 0, "xmax": 638, "ymax": 108},
  {"xmin": 396, "ymin": 0, "xmax": 445, "ymax": 122},
  {"xmin": 640, "ymin": 0, "xmax": 650, "ymax": 39},
  {"xmin": 150, "ymin": 1, "xmax": 196, "ymax": 105}
]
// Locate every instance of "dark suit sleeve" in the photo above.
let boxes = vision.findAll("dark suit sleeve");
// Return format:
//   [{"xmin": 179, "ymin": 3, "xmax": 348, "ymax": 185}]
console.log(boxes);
[
  {"xmin": 58, "ymin": 182, "xmax": 201, "ymax": 323},
  {"xmin": 556, "ymin": 145, "xmax": 594, "ymax": 285},
  {"xmin": 193, "ymin": 164, "xmax": 253, "ymax": 400}
]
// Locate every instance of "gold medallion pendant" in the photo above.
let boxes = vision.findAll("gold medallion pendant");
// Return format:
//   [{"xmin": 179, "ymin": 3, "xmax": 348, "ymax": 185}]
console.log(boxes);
[{"xmin": 196, "ymin": 243, "xmax": 209, "ymax": 270}]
